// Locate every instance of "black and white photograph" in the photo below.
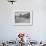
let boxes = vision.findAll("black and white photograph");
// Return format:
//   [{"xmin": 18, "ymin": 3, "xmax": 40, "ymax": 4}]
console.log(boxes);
[{"xmin": 15, "ymin": 10, "xmax": 32, "ymax": 25}]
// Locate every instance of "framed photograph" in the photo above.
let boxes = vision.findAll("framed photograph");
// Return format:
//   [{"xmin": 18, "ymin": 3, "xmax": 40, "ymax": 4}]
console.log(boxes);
[{"xmin": 15, "ymin": 10, "xmax": 32, "ymax": 26}]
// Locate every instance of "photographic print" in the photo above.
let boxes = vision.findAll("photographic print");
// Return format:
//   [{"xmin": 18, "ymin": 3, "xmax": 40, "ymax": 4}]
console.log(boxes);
[{"xmin": 15, "ymin": 10, "xmax": 32, "ymax": 26}]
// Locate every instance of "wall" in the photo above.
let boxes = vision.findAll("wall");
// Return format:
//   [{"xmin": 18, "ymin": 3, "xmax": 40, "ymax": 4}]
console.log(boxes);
[{"xmin": 0, "ymin": 0, "xmax": 46, "ymax": 41}]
